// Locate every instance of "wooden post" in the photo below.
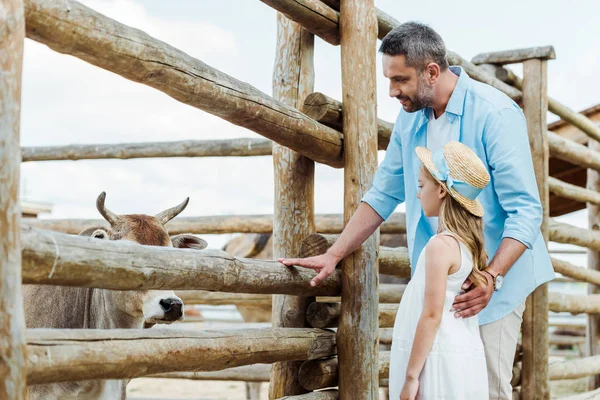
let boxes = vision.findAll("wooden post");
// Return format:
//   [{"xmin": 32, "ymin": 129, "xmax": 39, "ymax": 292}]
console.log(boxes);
[
  {"xmin": 269, "ymin": 13, "xmax": 316, "ymax": 398},
  {"xmin": 521, "ymin": 58, "xmax": 550, "ymax": 399},
  {"xmin": 586, "ymin": 137, "xmax": 600, "ymax": 389},
  {"xmin": 0, "ymin": 1, "xmax": 27, "ymax": 397},
  {"xmin": 338, "ymin": 0, "xmax": 379, "ymax": 398}
]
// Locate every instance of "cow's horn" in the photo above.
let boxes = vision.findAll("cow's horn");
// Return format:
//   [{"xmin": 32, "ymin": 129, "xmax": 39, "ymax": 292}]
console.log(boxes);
[
  {"xmin": 96, "ymin": 192, "xmax": 119, "ymax": 226},
  {"xmin": 155, "ymin": 197, "xmax": 189, "ymax": 225}
]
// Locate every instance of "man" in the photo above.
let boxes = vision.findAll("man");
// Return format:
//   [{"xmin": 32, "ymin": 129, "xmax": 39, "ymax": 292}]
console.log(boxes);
[{"xmin": 279, "ymin": 22, "xmax": 555, "ymax": 399}]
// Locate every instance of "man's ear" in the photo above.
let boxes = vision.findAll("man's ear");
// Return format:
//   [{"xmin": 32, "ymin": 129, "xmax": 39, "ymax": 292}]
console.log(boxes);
[
  {"xmin": 171, "ymin": 234, "xmax": 208, "ymax": 250},
  {"xmin": 426, "ymin": 62, "xmax": 441, "ymax": 83}
]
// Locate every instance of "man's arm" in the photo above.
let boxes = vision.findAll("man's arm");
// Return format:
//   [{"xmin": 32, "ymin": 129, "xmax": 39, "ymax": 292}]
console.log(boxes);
[
  {"xmin": 279, "ymin": 120, "xmax": 405, "ymax": 286},
  {"xmin": 453, "ymin": 106, "xmax": 542, "ymax": 318}
]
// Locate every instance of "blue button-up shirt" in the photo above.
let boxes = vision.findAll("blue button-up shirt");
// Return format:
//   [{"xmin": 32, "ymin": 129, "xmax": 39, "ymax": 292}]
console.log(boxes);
[{"xmin": 362, "ymin": 66, "xmax": 555, "ymax": 325}]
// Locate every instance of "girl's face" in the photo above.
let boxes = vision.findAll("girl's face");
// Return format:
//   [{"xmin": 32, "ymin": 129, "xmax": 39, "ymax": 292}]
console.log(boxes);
[{"xmin": 417, "ymin": 166, "xmax": 447, "ymax": 217}]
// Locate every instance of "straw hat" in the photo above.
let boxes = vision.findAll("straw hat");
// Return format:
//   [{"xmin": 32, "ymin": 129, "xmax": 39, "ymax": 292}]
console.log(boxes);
[{"xmin": 415, "ymin": 141, "xmax": 490, "ymax": 217}]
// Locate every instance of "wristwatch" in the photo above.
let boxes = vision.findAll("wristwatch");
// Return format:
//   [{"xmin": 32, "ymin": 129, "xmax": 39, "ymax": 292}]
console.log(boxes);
[{"xmin": 484, "ymin": 268, "xmax": 503, "ymax": 291}]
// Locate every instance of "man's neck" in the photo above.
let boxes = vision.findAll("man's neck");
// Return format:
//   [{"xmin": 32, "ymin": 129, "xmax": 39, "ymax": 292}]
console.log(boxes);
[{"xmin": 431, "ymin": 69, "xmax": 459, "ymax": 118}]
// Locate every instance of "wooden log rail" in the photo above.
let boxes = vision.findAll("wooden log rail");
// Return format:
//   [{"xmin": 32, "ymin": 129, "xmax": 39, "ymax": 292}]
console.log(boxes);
[
  {"xmin": 471, "ymin": 46, "xmax": 556, "ymax": 65},
  {"xmin": 22, "ymin": 212, "xmax": 407, "ymax": 235},
  {"xmin": 549, "ymin": 220, "xmax": 600, "ymax": 252},
  {"xmin": 24, "ymin": 0, "xmax": 344, "ymax": 168},
  {"xmin": 551, "ymin": 258, "xmax": 600, "ymax": 287},
  {"xmin": 21, "ymin": 227, "xmax": 341, "ymax": 295},
  {"xmin": 300, "ymin": 233, "xmax": 410, "ymax": 278},
  {"xmin": 26, "ymin": 328, "xmax": 336, "ymax": 384},
  {"xmin": 549, "ymin": 293, "xmax": 600, "ymax": 315},
  {"xmin": 263, "ymin": 0, "xmax": 600, "ymax": 144},
  {"xmin": 297, "ymin": 352, "xmax": 390, "ymax": 391},
  {"xmin": 21, "ymin": 138, "xmax": 273, "ymax": 162},
  {"xmin": 151, "ymin": 365, "xmax": 271, "ymax": 382},
  {"xmin": 473, "ymin": 66, "xmax": 600, "ymax": 145},
  {"xmin": 513, "ymin": 355, "xmax": 600, "ymax": 384},
  {"xmin": 0, "ymin": 0, "xmax": 28, "ymax": 396},
  {"xmin": 306, "ymin": 292, "xmax": 600, "ymax": 329},
  {"xmin": 307, "ymin": 303, "xmax": 397, "ymax": 328},
  {"xmin": 548, "ymin": 131, "xmax": 600, "ymax": 172},
  {"xmin": 302, "ymin": 92, "xmax": 393, "ymax": 150},
  {"xmin": 277, "ymin": 391, "xmax": 339, "ymax": 400},
  {"xmin": 549, "ymin": 177, "xmax": 600, "ymax": 207}
]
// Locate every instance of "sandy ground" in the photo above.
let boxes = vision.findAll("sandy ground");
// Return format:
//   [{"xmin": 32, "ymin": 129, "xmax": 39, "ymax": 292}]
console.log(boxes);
[
  {"xmin": 127, "ymin": 378, "xmax": 269, "ymax": 400},
  {"xmin": 127, "ymin": 379, "xmax": 389, "ymax": 400}
]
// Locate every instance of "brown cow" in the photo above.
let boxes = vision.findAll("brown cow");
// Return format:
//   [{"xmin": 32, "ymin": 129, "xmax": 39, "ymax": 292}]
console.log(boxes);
[{"xmin": 24, "ymin": 192, "xmax": 207, "ymax": 400}]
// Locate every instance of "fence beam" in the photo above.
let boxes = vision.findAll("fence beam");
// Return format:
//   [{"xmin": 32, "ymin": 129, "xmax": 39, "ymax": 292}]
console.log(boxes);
[
  {"xmin": 22, "ymin": 212, "xmax": 407, "ymax": 235},
  {"xmin": 337, "ymin": 1, "xmax": 380, "ymax": 398},
  {"xmin": 22, "ymin": 138, "xmax": 273, "ymax": 162},
  {"xmin": 26, "ymin": 328, "xmax": 336, "ymax": 384},
  {"xmin": 0, "ymin": 0, "xmax": 27, "ymax": 397},
  {"xmin": 270, "ymin": 12, "xmax": 316, "ymax": 398},
  {"xmin": 21, "ymin": 227, "xmax": 341, "ymax": 295},
  {"xmin": 24, "ymin": 0, "xmax": 344, "ymax": 167},
  {"xmin": 521, "ymin": 57, "xmax": 550, "ymax": 399}
]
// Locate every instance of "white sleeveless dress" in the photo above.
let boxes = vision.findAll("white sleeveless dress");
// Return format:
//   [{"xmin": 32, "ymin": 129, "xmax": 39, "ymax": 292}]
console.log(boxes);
[{"xmin": 389, "ymin": 232, "xmax": 488, "ymax": 399}]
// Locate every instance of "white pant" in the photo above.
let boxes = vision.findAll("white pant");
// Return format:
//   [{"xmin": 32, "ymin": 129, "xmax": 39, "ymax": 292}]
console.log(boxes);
[{"xmin": 480, "ymin": 302, "xmax": 526, "ymax": 400}]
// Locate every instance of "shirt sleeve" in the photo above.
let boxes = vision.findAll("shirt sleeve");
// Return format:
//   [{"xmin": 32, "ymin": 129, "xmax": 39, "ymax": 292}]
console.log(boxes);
[
  {"xmin": 483, "ymin": 105, "xmax": 543, "ymax": 249},
  {"xmin": 361, "ymin": 120, "xmax": 405, "ymax": 220}
]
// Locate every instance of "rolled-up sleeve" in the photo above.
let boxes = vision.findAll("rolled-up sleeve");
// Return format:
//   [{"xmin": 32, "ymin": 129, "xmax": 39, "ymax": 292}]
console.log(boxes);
[
  {"xmin": 483, "ymin": 106, "xmax": 542, "ymax": 249},
  {"xmin": 361, "ymin": 124, "xmax": 405, "ymax": 221}
]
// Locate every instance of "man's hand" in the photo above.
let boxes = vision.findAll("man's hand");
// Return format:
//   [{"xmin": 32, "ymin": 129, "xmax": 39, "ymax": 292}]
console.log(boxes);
[
  {"xmin": 451, "ymin": 272, "xmax": 494, "ymax": 318},
  {"xmin": 278, "ymin": 252, "xmax": 340, "ymax": 287}
]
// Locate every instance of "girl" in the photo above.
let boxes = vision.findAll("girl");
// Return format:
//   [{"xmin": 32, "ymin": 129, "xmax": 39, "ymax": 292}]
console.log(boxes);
[{"xmin": 389, "ymin": 141, "xmax": 490, "ymax": 400}]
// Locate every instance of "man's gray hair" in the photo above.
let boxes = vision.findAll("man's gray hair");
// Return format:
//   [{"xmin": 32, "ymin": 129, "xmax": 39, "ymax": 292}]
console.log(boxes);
[{"xmin": 379, "ymin": 21, "xmax": 449, "ymax": 72}]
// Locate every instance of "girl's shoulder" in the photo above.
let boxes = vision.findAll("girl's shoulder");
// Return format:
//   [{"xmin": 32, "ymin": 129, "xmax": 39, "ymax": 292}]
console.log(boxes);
[{"xmin": 425, "ymin": 234, "xmax": 462, "ymax": 266}]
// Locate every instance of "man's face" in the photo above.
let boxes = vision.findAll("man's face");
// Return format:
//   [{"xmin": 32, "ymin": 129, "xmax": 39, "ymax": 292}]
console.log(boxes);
[{"xmin": 383, "ymin": 54, "xmax": 434, "ymax": 113}]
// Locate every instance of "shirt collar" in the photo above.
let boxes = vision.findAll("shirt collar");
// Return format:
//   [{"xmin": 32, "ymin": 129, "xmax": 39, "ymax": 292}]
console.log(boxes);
[{"xmin": 444, "ymin": 66, "xmax": 469, "ymax": 116}]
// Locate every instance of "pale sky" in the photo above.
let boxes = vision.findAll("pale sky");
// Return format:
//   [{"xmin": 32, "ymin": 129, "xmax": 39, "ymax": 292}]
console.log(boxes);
[{"xmin": 20, "ymin": 0, "xmax": 599, "ymax": 249}]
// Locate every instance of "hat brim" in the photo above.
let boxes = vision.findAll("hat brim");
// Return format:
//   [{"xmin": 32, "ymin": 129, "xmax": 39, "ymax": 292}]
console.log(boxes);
[{"xmin": 415, "ymin": 146, "xmax": 484, "ymax": 217}]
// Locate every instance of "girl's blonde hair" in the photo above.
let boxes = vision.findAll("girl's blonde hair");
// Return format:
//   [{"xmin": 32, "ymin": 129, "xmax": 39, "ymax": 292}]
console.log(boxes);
[{"xmin": 423, "ymin": 167, "xmax": 488, "ymax": 287}]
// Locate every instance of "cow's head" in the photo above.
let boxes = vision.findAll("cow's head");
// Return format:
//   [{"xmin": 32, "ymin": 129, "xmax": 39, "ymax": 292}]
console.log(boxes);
[{"xmin": 80, "ymin": 192, "xmax": 207, "ymax": 327}]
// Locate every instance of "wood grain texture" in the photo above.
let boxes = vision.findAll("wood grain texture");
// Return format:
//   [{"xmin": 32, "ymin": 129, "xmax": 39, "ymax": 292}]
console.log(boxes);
[
  {"xmin": 549, "ymin": 176, "xmax": 600, "ymax": 206},
  {"xmin": 260, "ymin": 0, "xmax": 339, "ymax": 45},
  {"xmin": 302, "ymin": 92, "xmax": 393, "ymax": 150},
  {"xmin": 521, "ymin": 58, "xmax": 550, "ymax": 400},
  {"xmin": 20, "ymin": 227, "xmax": 341, "ymax": 295},
  {"xmin": 548, "ymin": 131, "xmax": 600, "ymax": 172},
  {"xmin": 270, "ymin": 12, "xmax": 316, "ymax": 398},
  {"xmin": 22, "ymin": 213, "xmax": 407, "ymax": 235},
  {"xmin": 22, "ymin": 138, "xmax": 273, "ymax": 162},
  {"xmin": 471, "ymin": 46, "xmax": 556, "ymax": 65},
  {"xmin": 551, "ymin": 258, "xmax": 600, "ymax": 287},
  {"xmin": 151, "ymin": 364, "xmax": 271, "ymax": 382},
  {"xmin": 587, "ymin": 137, "xmax": 600, "ymax": 389},
  {"xmin": 24, "ymin": 0, "xmax": 343, "ymax": 167},
  {"xmin": 0, "ymin": 0, "xmax": 27, "ymax": 397},
  {"xmin": 297, "ymin": 352, "xmax": 390, "ymax": 390},
  {"xmin": 299, "ymin": 233, "xmax": 410, "ymax": 278},
  {"xmin": 338, "ymin": 1, "xmax": 380, "ymax": 397},
  {"xmin": 549, "ymin": 219, "xmax": 600, "ymax": 252},
  {"xmin": 26, "ymin": 328, "xmax": 336, "ymax": 384}
]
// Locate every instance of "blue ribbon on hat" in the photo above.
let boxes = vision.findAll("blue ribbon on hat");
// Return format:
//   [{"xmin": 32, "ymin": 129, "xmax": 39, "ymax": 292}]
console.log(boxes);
[{"xmin": 430, "ymin": 149, "xmax": 482, "ymax": 200}]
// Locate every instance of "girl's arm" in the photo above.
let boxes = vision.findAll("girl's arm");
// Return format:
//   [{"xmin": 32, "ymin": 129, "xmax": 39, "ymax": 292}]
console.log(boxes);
[{"xmin": 404, "ymin": 236, "xmax": 455, "ymax": 382}]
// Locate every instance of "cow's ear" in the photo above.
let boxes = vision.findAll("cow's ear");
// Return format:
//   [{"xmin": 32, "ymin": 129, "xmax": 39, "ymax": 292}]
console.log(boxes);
[
  {"xmin": 91, "ymin": 229, "xmax": 108, "ymax": 239},
  {"xmin": 171, "ymin": 234, "xmax": 207, "ymax": 250}
]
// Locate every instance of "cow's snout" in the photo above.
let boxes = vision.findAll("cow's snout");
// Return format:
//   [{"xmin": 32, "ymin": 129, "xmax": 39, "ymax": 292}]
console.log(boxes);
[{"xmin": 160, "ymin": 298, "xmax": 183, "ymax": 321}]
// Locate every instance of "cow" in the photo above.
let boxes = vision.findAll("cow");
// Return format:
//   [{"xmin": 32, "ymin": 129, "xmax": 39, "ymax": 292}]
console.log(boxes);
[{"xmin": 24, "ymin": 192, "xmax": 208, "ymax": 400}]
